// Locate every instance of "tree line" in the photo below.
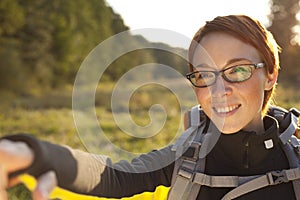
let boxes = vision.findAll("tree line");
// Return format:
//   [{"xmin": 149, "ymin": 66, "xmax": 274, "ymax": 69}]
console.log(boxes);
[
  {"xmin": 0, "ymin": 0, "xmax": 299, "ymax": 97},
  {"xmin": 0, "ymin": 0, "xmax": 187, "ymax": 96}
]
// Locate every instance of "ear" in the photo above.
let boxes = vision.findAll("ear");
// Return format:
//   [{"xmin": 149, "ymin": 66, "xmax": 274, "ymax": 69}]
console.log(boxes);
[{"xmin": 264, "ymin": 69, "xmax": 278, "ymax": 90}]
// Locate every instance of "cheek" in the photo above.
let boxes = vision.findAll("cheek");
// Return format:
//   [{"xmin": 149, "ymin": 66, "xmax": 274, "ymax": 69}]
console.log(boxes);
[
  {"xmin": 240, "ymin": 77, "xmax": 266, "ymax": 108},
  {"xmin": 195, "ymin": 88, "xmax": 210, "ymax": 105},
  {"xmin": 195, "ymin": 88, "xmax": 213, "ymax": 117}
]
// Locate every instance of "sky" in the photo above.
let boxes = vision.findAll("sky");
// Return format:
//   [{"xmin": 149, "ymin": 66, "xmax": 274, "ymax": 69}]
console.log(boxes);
[{"xmin": 105, "ymin": 0, "xmax": 271, "ymax": 48}]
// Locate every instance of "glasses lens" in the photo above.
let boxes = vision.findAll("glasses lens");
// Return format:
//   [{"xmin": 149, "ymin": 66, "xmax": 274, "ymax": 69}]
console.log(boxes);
[
  {"xmin": 190, "ymin": 71, "xmax": 215, "ymax": 87},
  {"xmin": 223, "ymin": 65, "xmax": 253, "ymax": 82}
]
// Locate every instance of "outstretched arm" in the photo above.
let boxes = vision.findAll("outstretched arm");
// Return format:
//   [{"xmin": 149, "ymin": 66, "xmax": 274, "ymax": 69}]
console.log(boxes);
[{"xmin": 0, "ymin": 134, "xmax": 174, "ymax": 198}]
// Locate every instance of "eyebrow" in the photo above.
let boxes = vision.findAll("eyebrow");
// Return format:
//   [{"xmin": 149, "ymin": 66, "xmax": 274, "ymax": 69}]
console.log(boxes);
[
  {"xmin": 225, "ymin": 58, "xmax": 253, "ymax": 66},
  {"xmin": 194, "ymin": 57, "xmax": 253, "ymax": 70}
]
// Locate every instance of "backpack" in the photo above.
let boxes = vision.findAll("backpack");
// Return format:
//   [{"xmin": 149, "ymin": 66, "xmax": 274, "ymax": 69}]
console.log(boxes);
[{"xmin": 168, "ymin": 105, "xmax": 300, "ymax": 200}]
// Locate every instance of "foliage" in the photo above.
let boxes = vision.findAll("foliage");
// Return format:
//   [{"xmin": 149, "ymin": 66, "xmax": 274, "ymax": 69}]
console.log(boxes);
[
  {"xmin": 268, "ymin": 0, "xmax": 300, "ymax": 84},
  {"xmin": 0, "ymin": 0, "xmax": 188, "ymax": 97},
  {"xmin": 7, "ymin": 185, "xmax": 31, "ymax": 200}
]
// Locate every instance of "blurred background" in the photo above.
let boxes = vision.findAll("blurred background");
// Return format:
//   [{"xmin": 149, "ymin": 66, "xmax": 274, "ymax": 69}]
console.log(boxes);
[{"xmin": 0, "ymin": 0, "xmax": 299, "ymax": 199}]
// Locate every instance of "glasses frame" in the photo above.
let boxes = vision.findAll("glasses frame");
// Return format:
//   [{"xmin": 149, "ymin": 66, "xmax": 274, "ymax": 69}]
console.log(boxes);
[{"xmin": 186, "ymin": 62, "xmax": 265, "ymax": 88}]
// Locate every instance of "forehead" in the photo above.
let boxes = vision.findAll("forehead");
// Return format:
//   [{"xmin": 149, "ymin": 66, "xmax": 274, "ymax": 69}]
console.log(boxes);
[{"xmin": 191, "ymin": 32, "xmax": 261, "ymax": 69}]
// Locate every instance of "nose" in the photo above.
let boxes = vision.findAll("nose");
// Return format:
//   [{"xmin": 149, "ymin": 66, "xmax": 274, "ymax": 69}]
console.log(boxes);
[{"xmin": 211, "ymin": 75, "xmax": 232, "ymax": 98}]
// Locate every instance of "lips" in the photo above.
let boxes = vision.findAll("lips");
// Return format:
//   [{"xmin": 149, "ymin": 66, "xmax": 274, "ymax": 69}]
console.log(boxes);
[{"xmin": 213, "ymin": 104, "xmax": 241, "ymax": 114}]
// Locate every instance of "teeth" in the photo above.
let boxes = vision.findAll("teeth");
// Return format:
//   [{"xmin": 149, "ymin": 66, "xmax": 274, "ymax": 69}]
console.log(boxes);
[{"xmin": 215, "ymin": 105, "xmax": 239, "ymax": 113}]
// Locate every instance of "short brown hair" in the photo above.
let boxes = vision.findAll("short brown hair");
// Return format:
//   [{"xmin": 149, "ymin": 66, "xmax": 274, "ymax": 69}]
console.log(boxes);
[{"xmin": 188, "ymin": 15, "xmax": 280, "ymax": 114}]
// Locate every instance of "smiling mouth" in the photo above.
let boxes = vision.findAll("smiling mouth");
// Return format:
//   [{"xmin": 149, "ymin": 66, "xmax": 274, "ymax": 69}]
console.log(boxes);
[{"xmin": 213, "ymin": 104, "xmax": 241, "ymax": 114}]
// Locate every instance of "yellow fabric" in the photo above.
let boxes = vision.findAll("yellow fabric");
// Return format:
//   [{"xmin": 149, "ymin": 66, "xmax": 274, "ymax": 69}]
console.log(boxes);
[{"xmin": 20, "ymin": 174, "xmax": 170, "ymax": 200}]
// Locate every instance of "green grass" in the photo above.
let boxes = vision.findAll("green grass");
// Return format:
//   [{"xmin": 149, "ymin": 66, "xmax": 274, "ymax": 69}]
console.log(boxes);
[
  {"xmin": 0, "ymin": 108, "xmax": 82, "ymax": 148},
  {"xmin": 274, "ymin": 85, "xmax": 300, "ymax": 109}
]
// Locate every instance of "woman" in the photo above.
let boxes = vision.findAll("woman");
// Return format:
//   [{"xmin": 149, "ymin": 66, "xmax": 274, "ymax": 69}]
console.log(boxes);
[{"xmin": 0, "ymin": 15, "xmax": 299, "ymax": 200}]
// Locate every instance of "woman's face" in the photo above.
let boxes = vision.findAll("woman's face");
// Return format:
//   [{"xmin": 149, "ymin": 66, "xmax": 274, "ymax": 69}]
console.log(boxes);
[{"xmin": 191, "ymin": 32, "xmax": 277, "ymax": 134}]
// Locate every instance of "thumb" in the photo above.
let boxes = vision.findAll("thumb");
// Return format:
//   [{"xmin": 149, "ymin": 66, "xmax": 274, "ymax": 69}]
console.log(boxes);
[{"xmin": 32, "ymin": 171, "xmax": 57, "ymax": 200}]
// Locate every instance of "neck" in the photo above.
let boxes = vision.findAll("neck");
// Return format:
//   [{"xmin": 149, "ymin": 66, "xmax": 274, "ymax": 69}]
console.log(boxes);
[{"xmin": 242, "ymin": 116, "xmax": 265, "ymax": 134}]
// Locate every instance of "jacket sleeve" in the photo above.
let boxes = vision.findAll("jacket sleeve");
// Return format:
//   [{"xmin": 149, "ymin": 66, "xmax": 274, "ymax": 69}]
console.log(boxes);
[{"xmin": 2, "ymin": 133, "xmax": 175, "ymax": 198}]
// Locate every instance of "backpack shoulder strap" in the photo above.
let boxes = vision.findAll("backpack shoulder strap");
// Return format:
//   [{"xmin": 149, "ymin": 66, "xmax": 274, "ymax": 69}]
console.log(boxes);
[
  {"xmin": 267, "ymin": 106, "xmax": 299, "ymax": 146},
  {"xmin": 168, "ymin": 105, "xmax": 207, "ymax": 200},
  {"xmin": 269, "ymin": 106, "xmax": 300, "ymax": 199},
  {"xmin": 267, "ymin": 106, "xmax": 299, "ymax": 143},
  {"xmin": 281, "ymin": 138, "xmax": 300, "ymax": 200},
  {"xmin": 171, "ymin": 105, "xmax": 204, "ymax": 155}
]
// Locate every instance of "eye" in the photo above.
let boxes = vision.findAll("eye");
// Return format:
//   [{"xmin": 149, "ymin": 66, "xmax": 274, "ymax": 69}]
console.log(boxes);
[
  {"xmin": 196, "ymin": 72, "xmax": 214, "ymax": 80},
  {"xmin": 224, "ymin": 65, "xmax": 253, "ymax": 82},
  {"xmin": 228, "ymin": 65, "xmax": 250, "ymax": 74}
]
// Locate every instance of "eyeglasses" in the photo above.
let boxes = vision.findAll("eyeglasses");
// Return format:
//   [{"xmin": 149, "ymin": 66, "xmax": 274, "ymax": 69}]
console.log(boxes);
[{"xmin": 186, "ymin": 63, "xmax": 265, "ymax": 88}]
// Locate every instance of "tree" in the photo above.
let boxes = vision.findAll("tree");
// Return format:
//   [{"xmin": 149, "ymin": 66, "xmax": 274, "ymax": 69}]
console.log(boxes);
[
  {"xmin": 268, "ymin": 0, "xmax": 300, "ymax": 85},
  {"xmin": 0, "ymin": 0, "xmax": 130, "ymax": 94},
  {"xmin": 0, "ymin": 0, "xmax": 26, "ymax": 94}
]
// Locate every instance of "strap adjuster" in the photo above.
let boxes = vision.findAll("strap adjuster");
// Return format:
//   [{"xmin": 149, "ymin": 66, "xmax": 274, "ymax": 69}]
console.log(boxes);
[
  {"xmin": 182, "ymin": 141, "xmax": 201, "ymax": 161},
  {"xmin": 178, "ymin": 167, "xmax": 195, "ymax": 180},
  {"xmin": 290, "ymin": 107, "xmax": 300, "ymax": 118},
  {"xmin": 267, "ymin": 170, "xmax": 289, "ymax": 185}
]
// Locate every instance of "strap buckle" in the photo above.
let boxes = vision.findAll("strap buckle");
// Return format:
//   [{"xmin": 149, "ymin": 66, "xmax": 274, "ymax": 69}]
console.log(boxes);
[{"xmin": 267, "ymin": 170, "xmax": 288, "ymax": 185}]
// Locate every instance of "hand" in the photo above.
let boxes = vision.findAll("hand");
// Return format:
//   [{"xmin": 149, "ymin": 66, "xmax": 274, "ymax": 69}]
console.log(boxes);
[{"xmin": 0, "ymin": 139, "xmax": 57, "ymax": 200}]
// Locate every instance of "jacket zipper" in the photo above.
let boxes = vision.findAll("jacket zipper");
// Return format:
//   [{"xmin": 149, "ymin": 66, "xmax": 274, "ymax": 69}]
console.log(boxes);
[{"xmin": 243, "ymin": 141, "xmax": 249, "ymax": 169}]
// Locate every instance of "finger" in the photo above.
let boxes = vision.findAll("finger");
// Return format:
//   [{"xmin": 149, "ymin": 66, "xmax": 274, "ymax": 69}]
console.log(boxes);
[
  {"xmin": 8, "ymin": 176, "xmax": 21, "ymax": 188},
  {"xmin": 0, "ymin": 139, "xmax": 34, "ymax": 173},
  {"xmin": 32, "ymin": 171, "xmax": 57, "ymax": 200},
  {"xmin": 0, "ymin": 164, "xmax": 8, "ymax": 200},
  {"xmin": 0, "ymin": 188, "xmax": 8, "ymax": 200}
]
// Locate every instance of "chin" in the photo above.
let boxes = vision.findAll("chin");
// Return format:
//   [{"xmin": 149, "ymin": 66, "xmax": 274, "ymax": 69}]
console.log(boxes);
[
  {"xmin": 215, "ymin": 123, "xmax": 241, "ymax": 134},
  {"xmin": 221, "ymin": 130, "xmax": 239, "ymax": 134},
  {"xmin": 205, "ymin": 110, "xmax": 244, "ymax": 134}
]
